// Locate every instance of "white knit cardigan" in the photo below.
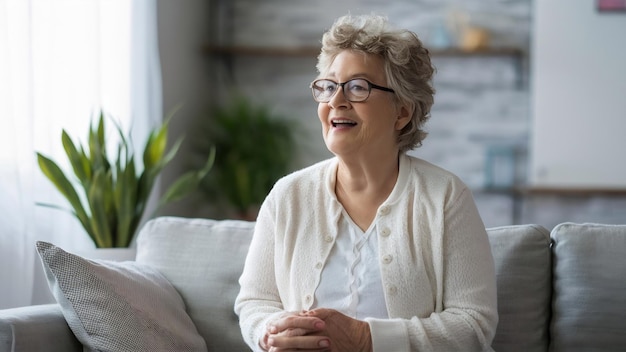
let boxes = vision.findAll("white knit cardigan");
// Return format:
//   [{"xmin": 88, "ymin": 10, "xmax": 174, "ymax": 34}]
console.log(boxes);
[{"xmin": 235, "ymin": 154, "xmax": 498, "ymax": 352}]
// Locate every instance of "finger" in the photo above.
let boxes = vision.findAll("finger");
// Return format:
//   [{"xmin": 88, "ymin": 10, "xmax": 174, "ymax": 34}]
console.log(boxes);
[
  {"xmin": 268, "ymin": 334, "xmax": 331, "ymax": 350},
  {"xmin": 269, "ymin": 348, "xmax": 329, "ymax": 352},
  {"xmin": 276, "ymin": 327, "xmax": 310, "ymax": 337},
  {"xmin": 305, "ymin": 308, "xmax": 333, "ymax": 319},
  {"xmin": 268, "ymin": 347, "xmax": 330, "ymax": 352},
  {"xmin": 269, "ymin": 315, "xmax": 325, "ymax": 334}
]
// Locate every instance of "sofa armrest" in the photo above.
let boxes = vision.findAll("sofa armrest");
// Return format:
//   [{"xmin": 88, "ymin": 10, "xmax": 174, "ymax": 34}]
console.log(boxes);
[{"xmin": 0, "ymin": 304, "xmax": 81, "ymax": 352}]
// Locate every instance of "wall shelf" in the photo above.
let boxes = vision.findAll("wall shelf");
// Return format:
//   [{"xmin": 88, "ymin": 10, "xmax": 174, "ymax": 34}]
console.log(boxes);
[
  {"xmin": 480, "ymin": 186, "xmax": 626, "ymax": 225},
  {"xmin": 203, "ymin": 45, "xmax": 319, "ymax": 57},
  {"xmin": 203, "ymin": 45, "xmax": 525, "ymax": 58},
  {"xmin": 483, "ymin": 187, "xmax": 626, "ymax": 197},
  {"xmin": 204, "ymin": 45, "xmax": 526, "ymax": 87},
  {"xmin": 522, "ymin": 187, "xmax": 626, "ymax": 196}
]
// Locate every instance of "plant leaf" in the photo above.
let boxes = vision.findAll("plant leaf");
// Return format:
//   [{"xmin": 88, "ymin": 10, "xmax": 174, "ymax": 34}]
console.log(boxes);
[
  {"xmin": 87, "ymin": 169, "xmax": 113, "ymax": 248},
  {"xmin": 36, "ymin": 153, "xmax": 94, "ymax": 242},
  {"xmin": 62, "ymin": 130, "xmax": 89, "ymax": 183},
  {"xmin": 156, "ymin": 136, "xmax": 184, "ymax": 171},
  {"xmin": 143, "ymin": 125, "xmax": 167, "ymax": 171},
  {"xmin": 114, "ymin": 156, "xmax": 138, "ymax": 247}
]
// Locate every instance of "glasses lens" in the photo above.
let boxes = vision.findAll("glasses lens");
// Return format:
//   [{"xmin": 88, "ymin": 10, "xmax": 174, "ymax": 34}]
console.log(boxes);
[
  {"xmin": 312, "ymin": 80, "xmax": 337, "ymax": 102},
  {"xmin": 344, "ymin": 79, "xmax": 370, "ymax": 102}
]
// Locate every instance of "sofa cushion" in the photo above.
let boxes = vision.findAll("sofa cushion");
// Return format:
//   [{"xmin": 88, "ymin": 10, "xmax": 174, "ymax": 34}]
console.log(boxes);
[
  {"xmin": 550, "ymin": 223, "xmax": 626, "ymax": 352},
  {"xmin": 35, "ymin": 241, "xmax": 207, "ymax": 352},
  {"xmin": 487, "ymin": 224, "xmax": 552, "ymax": 352},
  {"xmin": 135, "ymin": 217, "xmax": 255, "ymax": 351}
]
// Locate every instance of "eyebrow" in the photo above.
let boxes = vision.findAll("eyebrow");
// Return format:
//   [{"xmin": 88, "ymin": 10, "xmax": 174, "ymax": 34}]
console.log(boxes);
[{"xmin": 324, "ymin": 73, "xmax": 375, "ymax": 81}]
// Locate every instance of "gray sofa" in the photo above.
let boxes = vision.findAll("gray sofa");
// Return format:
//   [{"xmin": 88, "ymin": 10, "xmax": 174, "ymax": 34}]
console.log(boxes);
[{"xmin": 1, "ymin": 217, "xmax": 625, "ymax": 351}]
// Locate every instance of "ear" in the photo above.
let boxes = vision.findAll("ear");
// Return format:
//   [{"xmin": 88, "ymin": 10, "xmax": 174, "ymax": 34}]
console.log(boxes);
[{"xmin": 395, "ymin": 103, "xmax": 414, "ymax": 131}]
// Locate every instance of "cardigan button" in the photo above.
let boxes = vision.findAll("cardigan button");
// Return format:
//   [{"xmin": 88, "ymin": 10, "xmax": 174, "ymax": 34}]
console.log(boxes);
[
  {"xmin": 324, "ymin": 235, "xmax": 334, "ymax": 243},
  {"xmin": 315, "ymin": 262, "xmax": 323, "ymax": 269},
  {"xmin": 382, "ymin": 254, "xmax": 393, "ymax": 264},
  {"xmin": 387, "ymin": 285, "xmax": 398, "ymax": 295},
  {"xmin": 378, "ymin": 206, "xmax": 390, "ymax": 216},
  {"xmin": 305, "ymin": 294, "xmax": 312, "ymax": 303},
  {"xmin": 380, "ymin": 227, "xmax": 391, "ymax": 237}
]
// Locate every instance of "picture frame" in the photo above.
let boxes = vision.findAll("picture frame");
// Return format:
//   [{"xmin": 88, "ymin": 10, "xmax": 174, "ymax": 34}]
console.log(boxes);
[{"xmin": 597, "ymin": 0, "xmax": 626, "ymax": 12}]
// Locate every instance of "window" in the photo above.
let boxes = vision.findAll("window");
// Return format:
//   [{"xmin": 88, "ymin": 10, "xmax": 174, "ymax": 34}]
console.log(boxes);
[{"xmin": 0, "ymin": 0, "xmax": 161, "ymax": 309}]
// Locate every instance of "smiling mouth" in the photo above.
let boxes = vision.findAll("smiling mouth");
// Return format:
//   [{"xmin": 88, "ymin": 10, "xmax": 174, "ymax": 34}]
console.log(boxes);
[{"xmin": 331, "ymin": 119, "xmax": 357, "ymax": 127}]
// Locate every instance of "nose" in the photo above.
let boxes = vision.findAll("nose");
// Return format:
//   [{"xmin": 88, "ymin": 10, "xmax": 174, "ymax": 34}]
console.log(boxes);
[{"xmin": 328, "ymin": 85, "xmax": 350, "ymax": 109}]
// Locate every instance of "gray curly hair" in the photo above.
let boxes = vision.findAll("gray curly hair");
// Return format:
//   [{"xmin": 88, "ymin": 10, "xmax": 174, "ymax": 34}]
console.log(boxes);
[{"xmin": 316, "ymin": 14, "xmax": 435, "ymax": 152}]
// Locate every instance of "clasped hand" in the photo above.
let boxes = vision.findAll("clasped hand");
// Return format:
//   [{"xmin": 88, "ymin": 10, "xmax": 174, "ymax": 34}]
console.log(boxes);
[{"xmin": 261, "ymin": 308, "xmax": 372, "ymax": 352}]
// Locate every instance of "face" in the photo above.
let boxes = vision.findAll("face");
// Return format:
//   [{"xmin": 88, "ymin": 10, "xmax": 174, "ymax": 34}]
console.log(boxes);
[{"xmin": 317, "ymin": 50, "xmax": 411, "ymax": 159}]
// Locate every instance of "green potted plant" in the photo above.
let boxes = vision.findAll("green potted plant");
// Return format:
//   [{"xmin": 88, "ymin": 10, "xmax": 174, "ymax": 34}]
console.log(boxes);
[
  {"xmin": 36, "ymin": 109, "xmax": 215, "ymax": 248},
  {"xmin": 195, "ymin": 96, "xmax": 298, "ymax": 220}
]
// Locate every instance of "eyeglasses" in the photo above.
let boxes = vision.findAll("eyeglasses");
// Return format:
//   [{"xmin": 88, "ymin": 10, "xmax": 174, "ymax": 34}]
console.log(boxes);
[{"xmin": 310, "ymin": 78, "xmax": 395, "ymax": 103}]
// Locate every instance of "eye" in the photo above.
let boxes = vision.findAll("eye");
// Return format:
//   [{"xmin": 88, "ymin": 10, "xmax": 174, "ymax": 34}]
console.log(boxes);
[
  {"xmin": 314, "ymin": 80, "xmax": 336, "ymax": 92},
  {"xmin": 320, "ymin": 81, "xmax": 336, "ymax": 93},
  {"xmin": 346, "ymin": 79, "xmax": 369, "ymax": 93}
]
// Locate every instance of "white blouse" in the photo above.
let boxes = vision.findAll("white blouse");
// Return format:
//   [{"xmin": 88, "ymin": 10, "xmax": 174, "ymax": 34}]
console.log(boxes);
[{"xmin": 313, "ymin": 212, "xmax": 389, "ymax": 320}]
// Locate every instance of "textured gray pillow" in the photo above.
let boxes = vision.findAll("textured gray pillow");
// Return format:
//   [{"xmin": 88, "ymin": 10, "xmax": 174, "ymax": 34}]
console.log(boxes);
[
  {"xmin": 36, "ymin": 241, "xmax": 207, "ymax": 352},
  {"xmin": 487, "ymin": 224, "xmax": 552, "ymax": 352}
]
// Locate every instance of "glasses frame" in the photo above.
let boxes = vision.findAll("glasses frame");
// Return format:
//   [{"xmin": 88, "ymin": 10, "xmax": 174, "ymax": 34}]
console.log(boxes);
[{"xmin": 310, "ymin": 78, "xmax": 395, "ymax": 103}]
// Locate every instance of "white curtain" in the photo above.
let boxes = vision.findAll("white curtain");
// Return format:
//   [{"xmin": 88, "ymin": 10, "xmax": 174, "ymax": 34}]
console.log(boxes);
[{"xmin": 0, "ymin": 0, "xmax": 162, "ymax": 309}]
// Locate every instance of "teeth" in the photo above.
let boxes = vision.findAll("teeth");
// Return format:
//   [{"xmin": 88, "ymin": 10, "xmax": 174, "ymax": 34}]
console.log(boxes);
[{"xmin": 331, "ymin": 119, "xmax": 356, "ymax": 127}]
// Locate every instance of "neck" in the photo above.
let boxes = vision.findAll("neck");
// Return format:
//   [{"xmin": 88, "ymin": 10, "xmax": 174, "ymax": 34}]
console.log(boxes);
[
  {"xmin": 334, "ymin": 153, "xmax": 402, "ymax": 231},
  {"xmin": 335, "ymin": 152, "xmax": 400, "ymax": 197}
]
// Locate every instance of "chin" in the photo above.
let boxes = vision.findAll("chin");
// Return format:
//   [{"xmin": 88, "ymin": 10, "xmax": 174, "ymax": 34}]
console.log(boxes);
[{"xmin": 325, "ymin": 141, "xmax": 344, "ymax": 155}]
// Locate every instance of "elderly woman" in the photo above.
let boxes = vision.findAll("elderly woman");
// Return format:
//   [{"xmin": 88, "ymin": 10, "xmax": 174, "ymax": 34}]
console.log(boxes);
[{"xmin": 235, "ymin": 14, "xmax": 498, "ymax": 352}]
